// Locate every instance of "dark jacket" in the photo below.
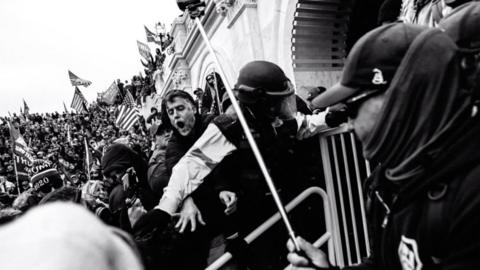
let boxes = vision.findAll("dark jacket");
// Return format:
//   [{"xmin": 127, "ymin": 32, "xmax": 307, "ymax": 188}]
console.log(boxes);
[
  {"xmin": 349, "ymin": 122, "xmax": 480, "ymax": 270},
  {"xmin": 147, "ymin": 148, "xmax": 168, "ymax": 197},
  {"xmin": 163, "ymin": 114, "xmax": 215, "ymax": 179},
  {"xmin": 189, "ymin": 112, "xmax": 325, "ymax": 270},
  {"xmin": 101, "ymin": 144, "xmax": 158, "ymax": 212},
  {"xmin": 148, "ymin": 113, "xmax": 216, "ymax": 270}
]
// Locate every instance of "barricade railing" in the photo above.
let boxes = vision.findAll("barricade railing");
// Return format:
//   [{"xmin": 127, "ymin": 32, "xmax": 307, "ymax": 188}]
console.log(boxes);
[
  {"xmin": 205, "ymin": 186, "xmax": 337, "ymax": 270},
  {"xmin": 318, "ymin": 124, "xmax": 371, "ymax": 268},
  {"xmin": 205, "ymin": 125, "xmax": 371, "ymax": 270}
]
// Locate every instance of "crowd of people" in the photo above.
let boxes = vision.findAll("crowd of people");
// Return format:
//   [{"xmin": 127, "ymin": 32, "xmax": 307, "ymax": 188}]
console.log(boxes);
[
  {"xmin": 0, "ymin": 104, "xmax": 151, "ymax": 205},
  {"xmin": 1, "ymin": 1, "xmax": 480, "ymax": 270},
  {"xmin": 108, "ymin": 45, "xmax": 170, "ymax": 107}
]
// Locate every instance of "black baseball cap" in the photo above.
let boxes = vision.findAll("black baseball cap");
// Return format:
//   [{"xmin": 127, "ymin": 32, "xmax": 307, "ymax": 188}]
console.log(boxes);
[
  {"xmin": 439, "ymin": 1, "xmax": 480, "ymax": 51},
  {"xmin": 311, "ymin": 23, "xmax": 427, "ymax": 109}
]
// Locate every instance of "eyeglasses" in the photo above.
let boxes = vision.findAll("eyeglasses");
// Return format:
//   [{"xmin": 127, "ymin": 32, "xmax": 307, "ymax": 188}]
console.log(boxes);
[{"xmin": 344, "ymin": 89, "xmax": 383, "ymax": 118}]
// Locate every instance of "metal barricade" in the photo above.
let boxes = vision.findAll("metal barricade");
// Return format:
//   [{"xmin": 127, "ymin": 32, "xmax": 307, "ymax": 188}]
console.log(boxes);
[
  {"xmin": 319, "ymin": 125, "xmax": 371, "ymax": 268},
  {"xmin": 206, "ymin": 187, "xmax": 338, "ymax": 270},
  {"xmin": 205, "ymin": 125, "xmax": 371, "ymax": 269}
]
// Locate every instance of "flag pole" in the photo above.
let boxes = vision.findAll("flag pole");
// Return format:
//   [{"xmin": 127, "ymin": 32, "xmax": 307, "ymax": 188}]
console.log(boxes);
[
  {"xmin": 212, "ymin": 68, "xmax": 223, "ymax": 114},
  {"xmin": 11, "ymin": 151, "xmax": 21, "ymax": 195},
  {"xmin": 193, "ymin": 17, "xmax": 301, "ymax": 251},
  {"xmin": 7, "ymin": 121, "xmax": 21, "ymax": 195},
  {"xmin": 84, "ymin": 138, "xmax": 91, "ymax": 181}
]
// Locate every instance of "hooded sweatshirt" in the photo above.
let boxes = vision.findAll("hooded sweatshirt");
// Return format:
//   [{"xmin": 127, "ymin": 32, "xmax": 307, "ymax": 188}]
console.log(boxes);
[{"xmin": 345, "ymin": 27, "xmax": 480, "ymax": 270}]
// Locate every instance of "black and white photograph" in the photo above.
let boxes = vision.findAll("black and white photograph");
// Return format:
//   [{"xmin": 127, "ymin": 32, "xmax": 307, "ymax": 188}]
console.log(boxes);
[{"xmin": 0, "ymin": 0, "xmax": 479, "ymax": 269}]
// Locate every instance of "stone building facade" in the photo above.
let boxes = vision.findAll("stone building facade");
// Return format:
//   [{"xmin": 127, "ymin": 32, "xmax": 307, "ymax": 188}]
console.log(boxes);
[{"xmin": 148, "ymin": 0, "xmax": 381, "ymax": 107}]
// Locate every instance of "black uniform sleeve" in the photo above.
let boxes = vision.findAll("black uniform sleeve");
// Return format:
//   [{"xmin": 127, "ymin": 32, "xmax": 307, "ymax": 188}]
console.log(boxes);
[{"xmin": 440, "ymin": 166, "xmax": 480, "ymax": 269}]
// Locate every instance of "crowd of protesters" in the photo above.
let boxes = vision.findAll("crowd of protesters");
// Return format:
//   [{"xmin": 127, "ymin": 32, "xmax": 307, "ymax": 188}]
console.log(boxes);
[
  {"xmin": 1, "ymin": 1, "xmax": 480, "ymax": 270},
  {"xmin": 109, "ymin": 46, "xmax": 167, "ymax": 107},
  {"xmin": 0, "ymin": 104, "xmax": 151, "ymax": 205}
]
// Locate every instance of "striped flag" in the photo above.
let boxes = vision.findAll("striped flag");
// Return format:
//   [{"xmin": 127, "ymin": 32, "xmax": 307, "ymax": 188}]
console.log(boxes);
[
  {"xmin": 71, "ymin": 87, "xmax": 88, "ymax": 113},
  {"xmin": 63, "ymin": 102, "xmax": 69, "ymax": 114},
  {"xmin": 68, "ymin": 70, "xmax": 92, "ymax": 87},
  {"xmin": 122, "ymin": 90, "xmax": 136, "ymax": 107},
  {"xmin": 115, "ymin": 105, "xmax": 140, "ymax": 131}
]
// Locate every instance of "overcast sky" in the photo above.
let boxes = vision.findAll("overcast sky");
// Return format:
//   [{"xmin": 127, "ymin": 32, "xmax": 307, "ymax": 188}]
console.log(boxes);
[{"xmin": 0, "ymin": 0, "xmax": 181, "ymax": 116}]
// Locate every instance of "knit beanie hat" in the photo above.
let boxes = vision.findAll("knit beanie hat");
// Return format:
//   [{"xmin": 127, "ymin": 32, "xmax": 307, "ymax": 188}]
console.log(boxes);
[{"xmin": 101, "ymin": 144, "xmax": 136, "ymax": 177}]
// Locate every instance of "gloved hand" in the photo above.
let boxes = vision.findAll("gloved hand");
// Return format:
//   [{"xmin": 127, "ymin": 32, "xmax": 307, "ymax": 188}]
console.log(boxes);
[
  {"xmin": 133, "ymin": 208, "xmax": 171, "ymax": 241},
  {"xmin": 325, "ymin": 104, "xmax": 348, "ymax": 128}
]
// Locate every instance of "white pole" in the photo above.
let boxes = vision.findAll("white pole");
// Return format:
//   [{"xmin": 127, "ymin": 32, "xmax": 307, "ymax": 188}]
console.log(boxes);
[
  {"xmin": 194, "ymin": 18, "xmax": 301, "ymax": 250},
  {"xmin": 84, "ymin": 138, "xmax": 91, "ymax": 181}
]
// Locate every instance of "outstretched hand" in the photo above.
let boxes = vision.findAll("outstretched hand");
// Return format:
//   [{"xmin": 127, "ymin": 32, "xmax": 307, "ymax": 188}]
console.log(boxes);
[
  {"xmin": 286, "ymin": 237, "xmax": 329, "ymax": 269},
  {"xmin": 175, "ymin": 197, "xmax": 205, "ymax": 233}
]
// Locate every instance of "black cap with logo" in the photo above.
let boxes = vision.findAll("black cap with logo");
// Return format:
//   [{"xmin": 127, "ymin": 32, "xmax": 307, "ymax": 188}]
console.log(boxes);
[{"xmin": 311, "ymin": 23, "xmax": 427, "ymax": 109}]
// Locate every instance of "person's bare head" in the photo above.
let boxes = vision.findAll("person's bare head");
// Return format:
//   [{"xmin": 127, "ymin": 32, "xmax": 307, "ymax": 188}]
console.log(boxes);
[{"xmin": 161, "ymin": 90, "xmax": 197, "ymax": 137}]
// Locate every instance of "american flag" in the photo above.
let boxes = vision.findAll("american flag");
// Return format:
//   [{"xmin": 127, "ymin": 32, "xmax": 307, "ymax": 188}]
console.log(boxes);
[
  {"xmin": 115, "ymin": 105, "xmax": 140, "ymax": 131},
  {"xmin": 122, "ymin": 90, "xmax": 136, "ymax": 107},
  {"xmin": 71, "ymin": 87, "xmax": 88, "ymax": 113},
  {"xmin": 115, "ymin": 92, "xmax": 140, "ymax": 131}
]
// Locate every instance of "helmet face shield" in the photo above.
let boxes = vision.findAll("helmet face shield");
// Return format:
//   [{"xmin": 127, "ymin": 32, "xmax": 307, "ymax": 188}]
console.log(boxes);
[
  {"xmin": 265, "ymin": 92, "xmax": 297, "ymax": 120},
  {"xmin": 235, "ymin": 80, "xmax": 297, "ymax": 120}
]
